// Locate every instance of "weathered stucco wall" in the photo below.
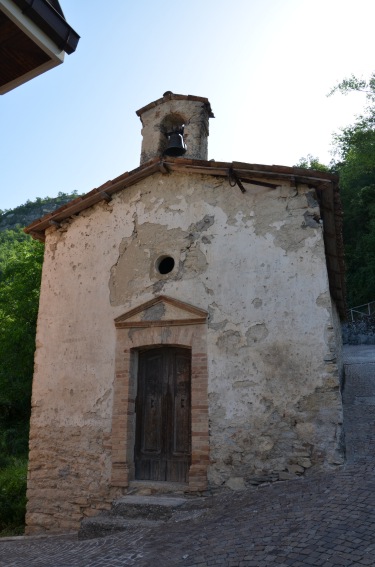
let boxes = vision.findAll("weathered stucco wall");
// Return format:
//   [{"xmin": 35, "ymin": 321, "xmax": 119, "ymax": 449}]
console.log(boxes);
[{"xmin": 26, "ymin": 171, "xmax": 343, "ymax": 533}]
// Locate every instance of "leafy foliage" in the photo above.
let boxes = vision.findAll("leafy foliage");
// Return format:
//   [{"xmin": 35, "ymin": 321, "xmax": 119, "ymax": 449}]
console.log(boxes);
[
  {"xmin": 295, "ymin": 154, "xmax": 331, "ymax": 173},
  {"xmin": 328, "ymin": 73, "xmax": 375, "ymax": 102},
  {"xmin": 0, "ymin": 459, "xmax": 27, "ymax": 534},
  {"xmin": 0, "ymin": 193, "xmax": 78, "ymax": 535},
  {"xmin": 0, "ymin": 231, "xmax": 44, "ymax": 458},
  {"xmin": 0, "ymin": 232, "xmax": 43, "ymax": 536},
  {"xmin": 329, "ymin": 73, "xmax": 375, "ymax": 306},
  {"xmin": 297, "ymin": 74, "xmax": 375, "ymax": 307}
]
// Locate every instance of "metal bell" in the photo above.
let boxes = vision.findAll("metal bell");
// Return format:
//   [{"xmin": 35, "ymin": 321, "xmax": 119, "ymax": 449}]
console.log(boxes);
[{"xmin": 163, "ymin": 127, "xmax": 187, "ymax": 157}]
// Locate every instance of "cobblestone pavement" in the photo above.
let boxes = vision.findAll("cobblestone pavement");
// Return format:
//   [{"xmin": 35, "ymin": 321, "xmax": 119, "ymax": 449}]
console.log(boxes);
[{"xmin": 1, "ymin": 345, "xmax": 375, "ymax": 567}]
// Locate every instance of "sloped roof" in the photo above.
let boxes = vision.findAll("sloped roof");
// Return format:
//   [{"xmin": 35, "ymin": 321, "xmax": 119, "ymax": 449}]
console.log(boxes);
[{"xmin": 24, "ymin": 156, "xmax": 346, "ymax": 316}]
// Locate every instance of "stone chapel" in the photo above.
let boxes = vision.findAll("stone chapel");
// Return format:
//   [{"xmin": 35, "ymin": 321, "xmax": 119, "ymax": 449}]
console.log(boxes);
[{"xmin": 25, "ymin": 92, "xmax": 346, "ymax": 534}]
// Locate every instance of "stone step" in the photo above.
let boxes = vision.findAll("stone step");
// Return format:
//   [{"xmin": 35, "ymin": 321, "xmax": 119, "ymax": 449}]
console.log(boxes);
[
  {"xmin": 79, "ymin": 493, "xmax": 209, "ymax": 539},
  {"xmin": 79, "ymin": 514, "xmax": 162, "ymax": 540},
  {"xmin": 127, "ymin": 480, "xmax": 189, "ymax": 495},
  {"xmin": 111, "ymin": 495, "xmax": 188, "ymax": 520}
]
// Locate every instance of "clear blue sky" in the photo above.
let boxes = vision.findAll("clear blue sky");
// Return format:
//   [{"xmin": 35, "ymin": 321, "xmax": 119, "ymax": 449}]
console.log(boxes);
[{"xmin": 1, "ymin": 0, "xmax": 374, "ymax": 211}]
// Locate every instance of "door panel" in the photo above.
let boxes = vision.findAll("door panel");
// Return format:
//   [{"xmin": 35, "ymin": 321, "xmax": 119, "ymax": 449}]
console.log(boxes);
[
  {"xmin": 173, "ymin": 352, "xmax": 191, "ymax": 454},
  {"xmin": 141, "ymin": 351, "xmax": 163, "ymax": 454},
  {"xmin": 135, "ymin": 347, "xmax": 191, "ymax": 482}
]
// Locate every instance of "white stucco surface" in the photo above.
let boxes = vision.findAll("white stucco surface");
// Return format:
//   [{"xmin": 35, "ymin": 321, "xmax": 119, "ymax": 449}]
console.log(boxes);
[{"xmin": 27, "ymin": 170, "xmax": 343, "ymax": 533}]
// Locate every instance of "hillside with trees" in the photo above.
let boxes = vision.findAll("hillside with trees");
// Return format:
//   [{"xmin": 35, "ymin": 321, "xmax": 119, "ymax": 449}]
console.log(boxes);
[{"xmin": 0, "ymin": 191, "xmax": 79, "ymax": 232}]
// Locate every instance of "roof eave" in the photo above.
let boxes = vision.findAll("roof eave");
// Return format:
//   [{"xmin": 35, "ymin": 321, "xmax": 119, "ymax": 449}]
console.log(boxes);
[
  {"xmin": 24, "ymin": 158, "xmax": 340, "ymax": 239},
  {"xmin": 0, "ymin": 0, "xmax": 79, "ymax": 94},
  {"xmin": 10, "ymin": 0, "xmax": 79, "ymax": 53}
]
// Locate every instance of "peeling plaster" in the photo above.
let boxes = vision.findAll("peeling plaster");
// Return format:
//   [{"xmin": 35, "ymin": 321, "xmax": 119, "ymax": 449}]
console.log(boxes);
[
  {"xmin": 29, "ymin": 167, "xmax": 343, "ymax": 526},
  {"xmin": 246, "ymin": 323, "xmax": 269, "ymax": 344},
  {"xmin": 109, "ymin": 206, "xmax": 216, "ymax": 305}
]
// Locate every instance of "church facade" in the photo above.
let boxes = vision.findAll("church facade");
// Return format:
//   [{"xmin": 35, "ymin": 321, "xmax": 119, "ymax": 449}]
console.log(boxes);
[{"xmin": 25, "ymin": 93, "xmax": 345, "ymax": 533}]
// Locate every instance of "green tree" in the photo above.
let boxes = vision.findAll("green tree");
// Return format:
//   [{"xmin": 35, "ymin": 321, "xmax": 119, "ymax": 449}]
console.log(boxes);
[
  {"xmin": 0, "ymin": 193, "xmax": 79, "ymax": 534},
  {"xmin": 0, "ymin": 231, "xmax": 43, "ymax": 534},
  {"xmin": 0, "ymin": 459, "xmax": 27, "ymax": 533},
  {"xmin": 0, "ymin": 231, "xmax": 44, "ymax": 458},
  {"xmin": 295, "ymin": 154, "xmax": 331, "ymax": 173},
  {"xmin": 329, "ymin": 73, "xmax": 375, "ymax": 306}
]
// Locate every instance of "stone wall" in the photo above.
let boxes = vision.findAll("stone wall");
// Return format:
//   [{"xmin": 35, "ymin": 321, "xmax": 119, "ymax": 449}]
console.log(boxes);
[
  {"xmin": 27, "ymin": 425, "xmax": 121, "ymax": 533},
  {"xmin": 26, "ymin": 171, "xmax": 343, "ymax": 532}
]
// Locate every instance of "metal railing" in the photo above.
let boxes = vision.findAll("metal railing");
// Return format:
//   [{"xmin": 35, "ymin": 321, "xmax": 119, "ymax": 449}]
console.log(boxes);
[{"xmin": 347, "ymin": 301, "xmax": 375, "ymax": 322}]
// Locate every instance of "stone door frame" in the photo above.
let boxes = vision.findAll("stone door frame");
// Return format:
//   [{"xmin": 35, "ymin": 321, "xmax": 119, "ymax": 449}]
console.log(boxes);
[{"xmin": 110, "ymin": 296, "xmax": 209, "ymax": 492}]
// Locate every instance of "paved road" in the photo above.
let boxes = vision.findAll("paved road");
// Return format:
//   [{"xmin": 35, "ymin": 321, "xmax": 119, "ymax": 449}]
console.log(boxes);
[{"xmin": 1, "ymin": 345, "xmax": 375, "ymax": 567}]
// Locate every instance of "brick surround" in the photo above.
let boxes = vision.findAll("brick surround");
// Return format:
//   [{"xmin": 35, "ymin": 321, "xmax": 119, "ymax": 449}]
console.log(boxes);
[{"xmin": 111, "ymin": 298, "xmax": 209, "ymax": 491}]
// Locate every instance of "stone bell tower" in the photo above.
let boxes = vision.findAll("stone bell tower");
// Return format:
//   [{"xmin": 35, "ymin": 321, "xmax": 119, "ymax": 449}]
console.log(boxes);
[{"xmin": 136, "ymin": 92, "xmax": 214, "ymax": 164}]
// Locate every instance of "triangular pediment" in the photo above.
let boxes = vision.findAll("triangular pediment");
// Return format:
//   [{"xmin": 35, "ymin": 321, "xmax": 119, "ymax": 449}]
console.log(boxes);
[{"xmin": 115, "ymin": 296, "xmax": 207, "ymax": 328}]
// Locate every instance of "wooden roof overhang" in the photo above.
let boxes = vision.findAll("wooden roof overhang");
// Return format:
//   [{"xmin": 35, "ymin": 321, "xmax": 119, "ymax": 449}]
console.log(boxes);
[
  {"xmin": 24, "ymin": 157, "xmax": 346, "ymax": 317},
  {"xmin": 0, "ymin": 0, "xmax": 79, "ymax": 94}
]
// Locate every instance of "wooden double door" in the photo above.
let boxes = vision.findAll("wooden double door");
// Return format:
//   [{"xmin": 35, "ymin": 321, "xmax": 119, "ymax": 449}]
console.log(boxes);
[{"xmin": 135, "ymin": 347, "xmax": 191, "ymax": 483}]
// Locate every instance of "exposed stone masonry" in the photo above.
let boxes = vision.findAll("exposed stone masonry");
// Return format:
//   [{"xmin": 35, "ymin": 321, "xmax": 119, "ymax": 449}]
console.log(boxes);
[{"xmin": 136, "ymin": 93, "xmax": 214, "ymax": 163}]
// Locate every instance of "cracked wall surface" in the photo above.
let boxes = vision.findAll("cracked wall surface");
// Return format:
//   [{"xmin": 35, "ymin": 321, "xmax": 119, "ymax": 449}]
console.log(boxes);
[{"xmin": 26, "ymin": 171, "xmax": 343, "ymax": 533}]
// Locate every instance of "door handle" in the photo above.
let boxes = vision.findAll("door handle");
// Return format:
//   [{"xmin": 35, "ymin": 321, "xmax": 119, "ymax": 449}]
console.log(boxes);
[{"xmin": 181, "ymin": 398, "xmax": 185, "ymax": 408}]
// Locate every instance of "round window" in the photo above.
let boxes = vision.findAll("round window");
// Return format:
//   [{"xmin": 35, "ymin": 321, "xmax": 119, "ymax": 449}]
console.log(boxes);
[{"xmin": 157, "ymin": 256, "xmax": 175, "ymax": 275}]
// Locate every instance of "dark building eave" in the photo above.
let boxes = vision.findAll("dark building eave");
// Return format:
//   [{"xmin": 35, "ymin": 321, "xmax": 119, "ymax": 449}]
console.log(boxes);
[
  {"xmin": 11, "ymin": 0, "xmax": 79, "ymax": 54},
  {"xmin": 0, "ymin": 0, "xmax": 79, "ymax": 93}
]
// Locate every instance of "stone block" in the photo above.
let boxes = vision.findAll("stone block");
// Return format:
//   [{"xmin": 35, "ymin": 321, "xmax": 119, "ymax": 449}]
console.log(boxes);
[
  {"xmin": 287, "ymin": 464, "xmax": 305, "ymax": 474},
  {"xmin": 226, "ymin": 477, "xmax": 246, "ymax": 491},
  {"xmin": 278, "ymin": 471, "xmax": 296, "ymax": 481}
]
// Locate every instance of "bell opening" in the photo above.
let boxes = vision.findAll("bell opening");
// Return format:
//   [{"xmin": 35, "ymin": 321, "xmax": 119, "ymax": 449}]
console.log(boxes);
[{"xmin": 163, "ymin": 127, "xmax": 187, "ymax": 157}]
